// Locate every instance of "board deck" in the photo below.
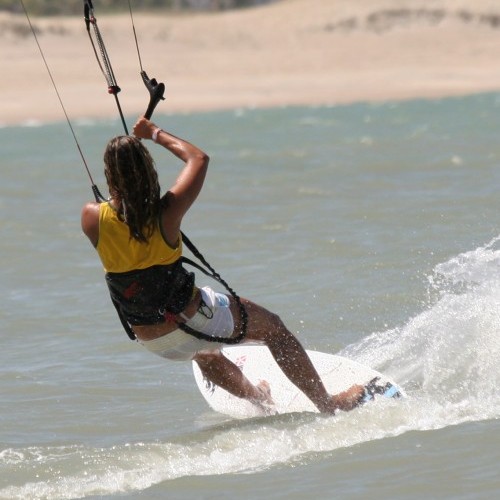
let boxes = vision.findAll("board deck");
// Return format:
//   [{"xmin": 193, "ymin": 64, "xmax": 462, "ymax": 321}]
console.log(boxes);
[{"xmin": 193, "ymin": 345, "xmax": 404, "ymax": 418}]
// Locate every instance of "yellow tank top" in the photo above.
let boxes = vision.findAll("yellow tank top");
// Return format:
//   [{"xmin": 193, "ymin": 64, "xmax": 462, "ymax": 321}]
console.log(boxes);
[{"xmin": 96, "ymin": 202, "xmax": 182, "ymax": 273}]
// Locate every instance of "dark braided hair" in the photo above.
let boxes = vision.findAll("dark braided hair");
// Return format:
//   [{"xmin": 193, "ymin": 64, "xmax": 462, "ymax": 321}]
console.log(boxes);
[{"xmin": 104, "ymin": 136, "xmax": 161, "ymax": 243}]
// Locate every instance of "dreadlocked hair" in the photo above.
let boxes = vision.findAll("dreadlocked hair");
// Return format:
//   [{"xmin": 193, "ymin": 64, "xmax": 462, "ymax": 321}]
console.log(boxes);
[{"xmin": 104, "ymin": 136, "xmax": 161, "ymax": 243}]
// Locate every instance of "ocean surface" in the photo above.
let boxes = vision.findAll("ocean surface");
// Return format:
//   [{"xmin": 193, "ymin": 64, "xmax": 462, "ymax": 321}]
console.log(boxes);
[{"xmin": 1, "ymin": 94, "xmax": 499, "ymax": 499}]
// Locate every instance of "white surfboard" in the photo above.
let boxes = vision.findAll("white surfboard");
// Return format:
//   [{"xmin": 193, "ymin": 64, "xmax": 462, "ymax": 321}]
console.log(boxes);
[{"xmin": 192, "ymin": 345, "xmax": 405, "ymax": 418}]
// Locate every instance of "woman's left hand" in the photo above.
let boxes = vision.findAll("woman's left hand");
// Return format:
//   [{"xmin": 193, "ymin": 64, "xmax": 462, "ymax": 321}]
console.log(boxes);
[{"xmin": 133, "ymin": 117, "xmax": 155, "ymax": 140}]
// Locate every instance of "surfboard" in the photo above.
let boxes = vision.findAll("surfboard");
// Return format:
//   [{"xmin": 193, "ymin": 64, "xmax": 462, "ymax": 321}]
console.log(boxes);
[{"xmin": 192, "ymin": 345, "xmax": 405, "ymax": 418}]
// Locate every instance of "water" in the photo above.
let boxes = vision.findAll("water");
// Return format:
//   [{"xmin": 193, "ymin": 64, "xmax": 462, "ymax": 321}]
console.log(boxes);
[{"xmin": 1, "ymin": 94, "xmax": 499, "ymax": 499}]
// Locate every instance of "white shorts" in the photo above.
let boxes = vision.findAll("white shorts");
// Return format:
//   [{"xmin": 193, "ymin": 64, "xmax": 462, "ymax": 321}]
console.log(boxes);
[{"xmin": 140, "ymin": 286, "xmax": 235, "ymax": 361}]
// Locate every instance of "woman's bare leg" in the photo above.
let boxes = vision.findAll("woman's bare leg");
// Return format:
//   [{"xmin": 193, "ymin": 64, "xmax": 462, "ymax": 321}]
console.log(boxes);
[
  {"xmin": 231, "ymin": 298, "xmax": 364, "ymax": 413},
  {"xmin": 193, "ymin": 349, "xmax": 274, "ymax": 413}
]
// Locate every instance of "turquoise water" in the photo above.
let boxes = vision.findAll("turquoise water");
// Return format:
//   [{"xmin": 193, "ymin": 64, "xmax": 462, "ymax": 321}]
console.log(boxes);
[{"xmin": 1, "ymin": 95, "xmax": 499, "ymax": 498}]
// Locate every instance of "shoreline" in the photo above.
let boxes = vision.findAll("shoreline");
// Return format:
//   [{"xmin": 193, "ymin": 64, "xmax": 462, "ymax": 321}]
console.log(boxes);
[
  {"xmin": 2, "ymin": 0, "xmax": 500, "ymax": 126},
  {"xmin": 4, "ymin": 90, "xmax": 500, "ymax": 129}
]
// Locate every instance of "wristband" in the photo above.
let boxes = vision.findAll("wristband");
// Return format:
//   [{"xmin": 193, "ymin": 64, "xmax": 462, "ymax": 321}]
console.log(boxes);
[{"xmin": 151, "ymin": 127, "xmax": 162, "ymax": 142}]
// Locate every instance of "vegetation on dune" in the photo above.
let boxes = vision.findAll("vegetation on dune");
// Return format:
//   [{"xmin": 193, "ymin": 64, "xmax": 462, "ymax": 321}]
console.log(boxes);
[{"xmin": 2, "ymin": 0, "xmax": 278, "ymax": 16}]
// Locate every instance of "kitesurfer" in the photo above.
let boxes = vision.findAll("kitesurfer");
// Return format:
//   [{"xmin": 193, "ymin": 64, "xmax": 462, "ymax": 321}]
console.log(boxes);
[{"xmin": 81, "ymin": 116, "xmax": 365, "ymax": 414}]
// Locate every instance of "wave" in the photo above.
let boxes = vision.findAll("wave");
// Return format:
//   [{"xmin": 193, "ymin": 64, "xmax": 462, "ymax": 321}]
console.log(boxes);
[{"xmin": 342, "ymin": 235, "xmax": 500, "ymax": 424}]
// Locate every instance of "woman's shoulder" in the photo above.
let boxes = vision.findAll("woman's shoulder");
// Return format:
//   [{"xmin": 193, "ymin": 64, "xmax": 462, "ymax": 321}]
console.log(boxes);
[
  {"xmin": 81, "ymin": 201, "xmax": 101, "ymax": 220},
  {"xmin": 81, "ymin": 202, "xmax": 102, "ymax": 247}
]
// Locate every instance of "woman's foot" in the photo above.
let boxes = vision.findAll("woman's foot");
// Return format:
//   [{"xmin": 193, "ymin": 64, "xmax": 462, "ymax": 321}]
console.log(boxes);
[
  {"xmin": 328, "ymin": 384, "xmax": 366, "ymax": 413},
  {"xmin": 251, "ymin": 380, "xmax": 276, "ymax": 415}
]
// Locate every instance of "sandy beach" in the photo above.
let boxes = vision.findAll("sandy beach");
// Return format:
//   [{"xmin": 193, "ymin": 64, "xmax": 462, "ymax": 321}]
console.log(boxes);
[{"xmin": 2, "ymin": 0, "xmax": 500, "ymax": 125}]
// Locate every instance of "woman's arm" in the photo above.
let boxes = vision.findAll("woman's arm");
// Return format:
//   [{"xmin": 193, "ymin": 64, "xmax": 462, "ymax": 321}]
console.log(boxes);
[{"xmin": 133, "ymin": 117, "xmax": 209, "ymax": 243}]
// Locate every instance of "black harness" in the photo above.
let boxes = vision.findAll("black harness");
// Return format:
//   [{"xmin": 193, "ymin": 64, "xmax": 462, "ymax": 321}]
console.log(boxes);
[{"xmin": 110, "ymin": 231, "xmax": 248, "ymax": 345}]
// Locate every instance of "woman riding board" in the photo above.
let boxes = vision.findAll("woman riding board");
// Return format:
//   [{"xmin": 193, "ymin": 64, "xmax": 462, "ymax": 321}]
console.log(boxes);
[{"xmin": 81, "ymin": 116, "xmax": 364, "ymax": 414}]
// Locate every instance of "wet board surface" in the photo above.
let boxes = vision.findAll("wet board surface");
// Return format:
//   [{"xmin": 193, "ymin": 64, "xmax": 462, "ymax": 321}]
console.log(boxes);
[{"xmin": 192, "ymin": 345, "xmax": 405, "ymax": 418}]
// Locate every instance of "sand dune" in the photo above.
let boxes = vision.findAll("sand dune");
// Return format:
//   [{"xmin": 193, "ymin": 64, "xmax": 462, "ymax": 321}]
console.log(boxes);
[{"xmin": 2, "ymin": 0, "xmax": 500, "ymax": 125}]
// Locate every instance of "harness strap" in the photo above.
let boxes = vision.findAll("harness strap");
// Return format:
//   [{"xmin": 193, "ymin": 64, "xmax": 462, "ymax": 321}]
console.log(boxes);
[{"xmin": 180, "ymin": 231, "xmax": 248, "ymax": 342}]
